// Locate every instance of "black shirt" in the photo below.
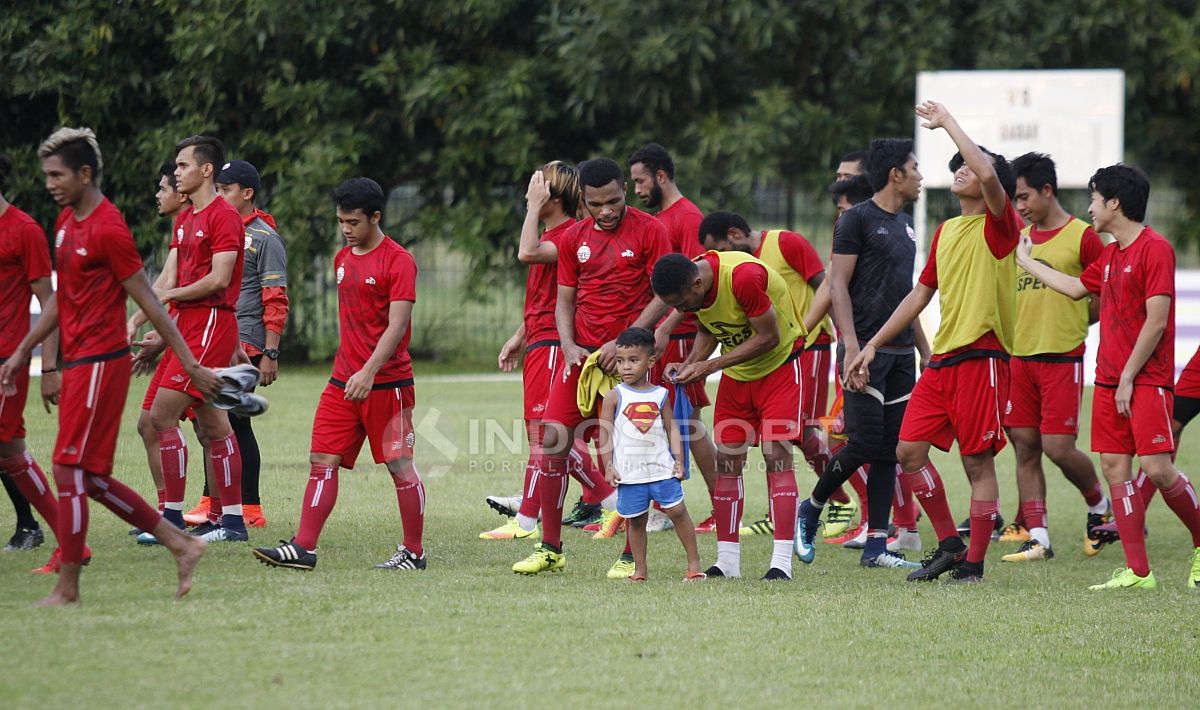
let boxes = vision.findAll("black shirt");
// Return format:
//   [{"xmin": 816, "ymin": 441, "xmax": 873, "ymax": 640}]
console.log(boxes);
[{"xmin": 832, "ymin": 199, "xmax": 916, "ymax": 351}]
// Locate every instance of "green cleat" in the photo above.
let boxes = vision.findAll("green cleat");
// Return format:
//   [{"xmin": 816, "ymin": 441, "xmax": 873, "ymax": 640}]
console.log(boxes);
[
  {"xmin": 512, "ymin": 543, "xmax": 565, "ymax": 575},
  {"xmin": 738, "ymin": 518, "xmax": 774, "ymax": 536},
  {"xmin": 822, "ymin": 498, "xmax": 858, "ymax": 538},
  {"xmin": 563, "ymin": 497, "xmax": 601, "ymax": 527},
  {"xmin": 479, "ymin": 519, "xmax": 539, "ymax": 540},
  {"xmin": 1088, "ymin": 567, "xmax": 1157, "ymax": 591},
  {"xmin": 606, "ymin": 553, "xmax": 635, "ymax": 579},
  {"xmin": 1189, "ymin": 548, "xmax": 1200, "ymax": 589}
]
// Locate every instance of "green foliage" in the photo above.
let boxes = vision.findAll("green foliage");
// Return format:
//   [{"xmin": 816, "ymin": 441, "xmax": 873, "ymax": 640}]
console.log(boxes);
[{"xmin": 3, "ymin": 0, "xmax": 1200, "ymax": 359}]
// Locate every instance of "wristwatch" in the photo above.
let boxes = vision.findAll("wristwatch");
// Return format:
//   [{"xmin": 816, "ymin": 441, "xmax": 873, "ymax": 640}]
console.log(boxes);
[{"xmin": 263, "ymin": 348, "xmax": 280, "ymax": 361}]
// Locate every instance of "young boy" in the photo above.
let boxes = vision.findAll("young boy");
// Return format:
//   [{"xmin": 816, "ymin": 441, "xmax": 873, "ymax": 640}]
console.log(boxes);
[{"xmin": 597, "ymin": 327, "xmax": 703, "ymax": 582}]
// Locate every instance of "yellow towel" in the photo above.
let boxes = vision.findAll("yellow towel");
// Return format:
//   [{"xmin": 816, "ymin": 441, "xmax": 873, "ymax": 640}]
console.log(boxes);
[{"xmin": 577, "ymin": 349, "xmax": 619, "ymax": 416}]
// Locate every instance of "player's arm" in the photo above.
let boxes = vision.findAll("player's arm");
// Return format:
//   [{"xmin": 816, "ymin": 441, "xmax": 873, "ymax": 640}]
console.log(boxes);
[
  {"xmin": 162, "ymin": 250, "xmax": 236, "ymax": 303},
  {"xmin": 828, "ymin": 252, "xmax": 860, "ymax": 358},
  {"xmin": 1114, "ymin": 294, "xmax": 1171, "ymax": 417},
  {"xmin": 629, "ymin": 296, "xmax": 671, "ymax": 332},
  {"xmin": 803, "ymin": 276, "xmax": 831, "ymax": 333},
  {"xmin": 663, "ymin": 329, "xmax": 717, "ymax": 384},
  {"xmin": 0, "ymin": 294, "xmax": 60, "ymax": 396},
  {"xmin": 916, "ymin": 100, "xmax": 1007, "ymax": 218},
  {"xmin": 28, "ymin": 277, "xmax": 60, "ymax": 410},
  {"xmin": 1015, "ymin": 236, "xmax": 1089, "ymax": 300},
  {"xmin": 848, "ymin": 283, "xmax": 936, "ymax": 391},
  {"xmin": 555, "ymin": 284, "xmax": 588, "ymax": 373},
  {"xmin": 597, "ymin": 389, "xmax": 620, "ymax": 486},
  {"xmin": 499, "ymin": 322, "xmax": 526, "ymax": 372},
  {"xmin": 913, "ymin": 318, "xmax": 932, "ymax": 371},
  {"xmin": 128, "ymin": 248, "xmax": 178, "ymax": 336},
  {"xmin": 518, "ymin": 171, "xmax": 558, "ymax": 264},
  {"xmin": 659, "ymin": 397, "xmax": 685, "ymax": 480},
  {"xmin": 122, "ymin": 271, "xmax": 221, "ymax": 399},
  {"xmin": 675, "ymin": 307, "xmax": 781, "ymax": 385},
  {"xmin": 343, "ymin": 299, "xmax": 414, "ymax": 401},
  {"xmin": 653, "ymin": 309, "xmax": 686, "ymax": 358}
]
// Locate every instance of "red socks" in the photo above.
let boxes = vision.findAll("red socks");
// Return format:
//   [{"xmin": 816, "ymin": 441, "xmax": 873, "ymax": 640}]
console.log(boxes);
[
  {"xmin": 295, "ymin": 464, "xmax": 337, "ymax": 550},
  {"xmin": 1111, "ymin": 480, "xmax": 1150, "ymax": 576},
  {"xmin": 1135, "ymin": 469, "xmax": 1157, "ymax": 507},
  {"xmin": 1020, "ymin": 499, "xmax": 1047, "ymax": 531},
  {"xmin": 209, "ymin": 433, "xmax": 243, "ymax": 513},
  {"xmin": 538, "ymin": 456, "xmax": 570, "ymax": 548},
  {"xmin": 903, "ymin": 463, "xmax": 958, "ymax": 541},
  {"xmin": 892, "ymin": 465, "xmax": 918, "ymax": 530},
  {"xmin": 966, "ymin": 499, "xmax": 998, "ymax": 564},
  {"xmin": 157, "ymin": 427, "xmax": 188, "ymax": 510},
  {"xmin": 86, "ymin": 475, "xmax": 161, "ymax": 533},
  {"xmin": 569, "ymin": 440, "xmax": 613, "ymax": 505},
  {"xmin": 848, "ymin": 468, "xmax": 870, "ymax": 509},
  {"xmin": 391, "ymin": 464, "xmax": 426, "ymax": 557},
  {"xmin": 713, "ymin": 475, "xmax": 744, "ymax": 543},
  {"xmin": 768, "ymin": 470, "xmax": 798, "ymax": 541},
  {"xmin": 1082, "ymin": 482, "xmax": 1105, "ymax": 508},
  {"xmin": 1, "ymin": 453, "xmax": 58, "ymax": 536},
  {"xmin": 517, "ymin": 455, "xmax": 541, "ymax": 519},
  {"xmin": 1160, "ymin": 474, "xmax": 1200, "ymax": 547},
  {"xmin": 51, "ymin": 465, "xmax": 89, "ymax": 564}
]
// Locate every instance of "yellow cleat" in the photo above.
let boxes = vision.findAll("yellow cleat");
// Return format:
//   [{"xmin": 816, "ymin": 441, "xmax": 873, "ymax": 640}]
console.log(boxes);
[
  {"xmin": 606, "ymin": 555, "xmax": 635, "ymax": 579},
  {"xmin": 1188, "ymin": 547, "xmax": 1200, "ymax": 589},
  {"xmin": 479, "ymin": 519, "xmax": 539, "ymax": 540},
  {"xmin": 738, "ymin": 518, "xmax": 774, "ymax": 536},
  {"xmin": 997, "ymin": 523, "xmax": 1030, "ymax": 544},
  {"xmin": 591, "ymin": 509, "xmax": 625, "ymax": 539},
  {"xmin": 822, "ymin": 498, "xmax": 858, "ymax": 538},
  {"xmin": 1088, "ymin": 567, "xmax": 1156, "ymax": 591},
  {"xmin": 512, "ymin": 543, "xmax": 565, "ymax": 575},
  {"xmin": 1001, "ymin": 540, "xmax": 1054, "ymax": 562}
]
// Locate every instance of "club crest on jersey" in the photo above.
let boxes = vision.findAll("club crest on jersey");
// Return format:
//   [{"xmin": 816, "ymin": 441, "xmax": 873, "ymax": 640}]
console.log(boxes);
[
  {"xmin": 906, "ymin": 225, "xmax": 916, "ymax": 241},
  {"xmin": 336, "ymin": 265, "xmax": 345, "ymax": 284},
  {"xmin": 622, "ymin": 401, "xmax": 661, "ymax": 435},
  {"xmin": 244, "ymin": 235, "xmax": 252, "ymax": 250},
  {"xmin": 55, "ymin": 229, "xmax": 65, "ymax": 248},
  {"xmin": 620, "ymin": 249, "xmax": 635, "ymax": 258},
  {"xmin": 405, "ymin": 432, "xmax": 416, "ymax": 448},
  {"xmin": 177, "ymin": 227, "xmax": 185, "ymax": 243},
  {"xmin": 577, "ymin": 245, "xmax": 592, "ymax": 263},
  {"xmin": 365, "ymin": 276, "xmax": 376, "ymax": 285}
]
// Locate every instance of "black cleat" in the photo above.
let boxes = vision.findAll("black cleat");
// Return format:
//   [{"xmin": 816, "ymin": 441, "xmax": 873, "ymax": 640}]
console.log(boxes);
[
  {"xmin": 906, "ymin": 538, "xmax": 967, "ymax": 582},
  {"xmin": 375, "ymin": 544, "xmax": 427, "ymax": 570},
  {"xmin": 946, "ymin": 561, "xmax": 985, "ymax": 584},
  {"xmin": 188, "ymin": 521, "xmax": 221, "ymax": 537},
  {"xmin": 704, "ymin": 564, "xmax": 726, "ymax": 578},
  {"xmin": 563, "ymin": 498, "xmax": 602, "ymax": 528},
  {"xmin": 2, "ymin": 527, "xmax": 44, "ymax": 552},
  {"xmin": 761, "ymin": 567, "xmax": 791, "ymax": 581},
  {"xmin": 252, "ymin": 540, "xmax": 316, "ymax": 570},
  {"xmin": 955, "ymin": 514, "xmax": 1005, "ymax": 539}
]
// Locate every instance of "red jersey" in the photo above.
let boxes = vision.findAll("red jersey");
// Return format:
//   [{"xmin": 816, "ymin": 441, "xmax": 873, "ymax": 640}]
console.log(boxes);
[
  {"xmin": 1080, "ymin": 227, "xmax": 1175, "ymax": 388},
  {"xmin": 657, "ymin": 197, "xmax": 704, "ymax": 337},
  {"xmin": 556, "ymin": 206, "xmax": 671, "ymax": 348},
  {"xmin": 699, "ymin": 252, "xmax": 772, "ymax": 315},
  {"xmin": 52, "ymin": 199, "xmax": 144, "ymax": 363},
  {"xmin": 171, "ymin": 195, "xmax": 245, "ymax": 311},
  {"xmin": 331, "ymin": 237, "xmax": 417, "ymax": 384},
  {"xmin": 523, "ymin": 219, "xmax": 574, "ymax": 344},
  {"xmin": 0, "ymin": 205, "xmax": 51, "ymax": 356}
]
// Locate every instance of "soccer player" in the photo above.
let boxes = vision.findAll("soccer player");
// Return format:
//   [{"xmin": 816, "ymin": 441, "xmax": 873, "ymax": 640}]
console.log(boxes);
[
  {"xmin": 597, "ymin": 327, "xmax": 703, "ymax": 581},
  {"xmin": 145, "ymin": 136, "xmax": 247, "ymax": 543},
  {"xmin": 830, "ymin": 175, "xmax": 873, "ymax": 215},
  {"xmin": 253, "ymin": 177, "xmax": 426, "ymax": 571},
  {"xmin": 1015, "ymin": 164, "xmax": 1200, "ymax": 590},
  {"xmin": 792, "ymin": 138, "xmax": 931, "ymax": 570},
  {"xmin": 835, "ymin": 150, "xmax": 868, "ymax": 181},
  {"xmin": 0, "ymin": 127, "xmax": 217, "ymax": 605},
  {"xmin": 846, "ymin": 102, "xmax": 1020, "ymax": 583},
  {"xmin": 1000, "ymin": 152, "xmax": 1110, "ymax": 563},
  {"xmin": 628, "ymin": 142, "xmax": 718, "ymax": 532},
  {"xmin": 651, "ymin": 248, "xmax": 807, "ymax": 580},
  {"xmin": 484, "ymin": 162, "xmax": 617, "ymax": 540},
  {"xmin": 510, "ymin": 157, "xmax": 671, "ymax": 577},
  {"xmin": 0, "ymin": 152, "xmax": 68, "ymax": 573}
]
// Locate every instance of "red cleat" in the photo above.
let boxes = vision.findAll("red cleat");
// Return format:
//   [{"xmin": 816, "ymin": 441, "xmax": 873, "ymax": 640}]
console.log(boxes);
[
  {"xmin": 694, "ymin": 514, "xmax": 717, "ymax": 533},
  {"xmin": 823, "ymin": 521, "xmax": 865, "ymax": 545},
  {"xmin": 31, "ymin": 545, "xmax": 92, "ymax": 574}
]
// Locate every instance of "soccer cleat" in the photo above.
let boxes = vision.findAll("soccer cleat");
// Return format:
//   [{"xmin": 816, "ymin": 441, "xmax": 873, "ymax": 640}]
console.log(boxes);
[
  {"xmin": 136, "ymin": 531, "xmax": 161, "ymax": 546},
  {"xmin": 998, "ymin": 523, "xmax": 1030, "ymax": 544},
  {"xmin": 211, "ymin": 365, "xmax": 268, "ymax": 415},
  {"xmin": 607, "ymin": 554, "xmax": 636, "ymax": 579},
  {"xmin": 30, "ymin": 545, "xmax": 92, "ymax": 574},
  {"xmin": 563, "ymin": 498, "xmax": 601, "ymax": 527},
  {"xmin": 841, "ymin": 524, "xmax": 868, "ymax": 550},
  {"xmin": 3, "ymin": 527, "xmax": 44, "ymax": 552},
  {"xmin": 956, "ymin": 513, "xmax": 1006, "ymax": 539},
  {"xmin": 762, "ymin": 567, "xmax": 792, "ymax": 581},
  {"xmin": 375, "ymin": 544, "xmax": 427, "ymax": 570},
  {"xmin": 738, "ymin": 518, "xmax": 774, "ymax": 536},
  {"xmin": 183, "ymin": 497, "xmax": 212, "ymax": 526},
  {"xmin": 822, "ymin": 498, "xmax": 858, "ymax": 538},
  {"xmin": 252, "ymin": 540, "xmax": 316, "ymax": 570},
  {"xmin": 513, "ymin": 543, "xmax": 565, "ymax": 575},
  {"xmin": 1188, "ymin": 548, "xmax": 1200, "ymax": 589},
  {"xmin": 703, "ymin": 564, "xmax": 726, "ymax": 577},
  {"xmin": 1001, "ymin": 540, "xmax": 1054, "ymax": 563},
  {"xmin": 591, "ymin": 509, "xmax": 625, "ymax": 539},
  {"xmin": 794, "ymin": 512, "xmax": 820, "ymax": 564},
  {"xmin": 824, "ymin": 521, "xmax": 865, "ymax": 546},
  {"xmin": 1085, "ymin": 511, "xmax": 1116, "ymax": 556},
  {"xmin": 199, "ymin": 526, "xmax": 249, "ymax": 543},
  {"xmin": 479, "ymin": 519, "xmax": 539, "ymax": 540},
  {"xmin": 946, "ymin": 561, "xmax": 985, "ymax": 584},
  {"xmin": 887, "ymin": 530, "xmax": 922, "ymax": 553},
  {"xmin": 485, "ymin": 494, "xmax": 522, "ymax": 518},
  {"xmin": 906, "ymin": 539, "xmax": 967, "ymax": 582},
  {"xmin": 860, "ymin": 551, "xmax": 921, "ymax": 570},
  {"xmin": 645, "ymin": 507, "xmax": 674, "ymax": 532},
  {"xmin": 244, "ymin": 504, "xmax": 268, "ymax": 528},
  {"xmin": 1088, "ymin": 567, "xmax": 1157, "ymax": 590},
  {"xmin": 188, "ymin": 521, "xmax": 222, "ymax": 537},
  {"xmin": 694, "ymin": 514, "xmax": 717, "ymax": 534}
]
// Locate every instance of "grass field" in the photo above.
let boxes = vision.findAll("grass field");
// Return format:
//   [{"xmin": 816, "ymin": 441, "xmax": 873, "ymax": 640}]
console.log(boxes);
[{"xmin": 2, "ymin": 366, "xmax": 1198, "ymax": 708}]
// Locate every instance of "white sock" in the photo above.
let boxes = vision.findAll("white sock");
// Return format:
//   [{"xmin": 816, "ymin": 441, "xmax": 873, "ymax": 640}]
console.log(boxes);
[
  {"xmin": 770, "ymin": 540, "xmax": 793, "ymax": 576},
  {"xmin": 716, "ymin": 541, "xmax": 741, "ymax": 577},
  {"xmin": 222, "ymin": 504, "xmax": 244, "ymax": 517},
  {"xmin": 809, "ymin": 496, "xmax": 825, "ymax": 510},
  {"xmin": 600, "ymin": 492, "xmax": 618, "ymax": 511},
  {"xmin": 1029, "ymin": 526, "xmax": 1051, "ymax": 549},
  {"xmin": 1087, "ymin": 497, "xmax": 1110, "ymax": 516},
  {"xmin": 516, "ymin": 513, "xmax": 537, "ymax": 532}
]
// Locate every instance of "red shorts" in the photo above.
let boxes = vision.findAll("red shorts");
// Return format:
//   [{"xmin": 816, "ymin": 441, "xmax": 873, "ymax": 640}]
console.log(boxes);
[
  {"xmin": 1177, "ymin": 347, "xmax": 1200, "ymax": 398},
  {"xmin": 158, "ymin": 307, "xmax": 237, "ymax": 401},
  {"xmin": 311, "ymin": 380, "xmax": 415, "ymax": 469},
  {"xmin": 523, "ymin": 342, "xmax": 563, "ymax": 422},
  {"xmin": 712, "ymin": 354, "xmax": 804, "ymax": 446},
  {"xmin": 652, "ymin": 336, "xmax": 712, "ymax": 409},
  {"xmin": 1004, "ymin": 357, "xmax": 1084, "ymax": 435},
  {"xmin": 799, "ymin": 345, "xmax": 832, "ymax": 423},
  {"xmin": 900, "ymin": 355, "xmax": 1009, "ymax": 456},
  {"xmin": 1091, "ymin": 384, "xmax": 1175, "ymax": 456},
  {"xmin": 0, "ymin": 366, "xmax": 29, "ymax": 440},
  {"xmin": 543, "ymin": 357, "xmax": 594, "ymax": 429},
  {"xmin": 54, "ymin": 354, "xmax": 132, "ymax": 475},
  {"xmin": 141, "ymin": 357, "xmax": 197, "ymax": 421}
]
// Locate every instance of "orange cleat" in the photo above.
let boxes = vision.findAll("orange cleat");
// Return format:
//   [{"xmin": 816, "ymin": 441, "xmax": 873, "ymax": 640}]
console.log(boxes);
[
  {"xmin": 183, "ymin": 496, "xmax": 212, "ymax": 526},
  {"xmin": 823, "ymin": 521, "xmax": 866, "ymax": 545},
  {"xmin": 31, "ymin": 545, "xmax": 92, "ymax": 574},
  {"xmin": 244, "ymin": 504, "xmax": 268, "ymax": 528}
]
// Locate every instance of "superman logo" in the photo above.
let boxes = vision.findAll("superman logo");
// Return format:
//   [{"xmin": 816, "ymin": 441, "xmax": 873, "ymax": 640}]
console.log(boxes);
[{"xmin": 622, "ymin": 401, "xmax": 661, "ymax": 434}]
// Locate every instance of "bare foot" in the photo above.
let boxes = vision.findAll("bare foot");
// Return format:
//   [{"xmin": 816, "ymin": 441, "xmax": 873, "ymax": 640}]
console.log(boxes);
[
  {"xmin": 33, "ymin": 589, "xmax": 79, "ymax": 607},
  {"xmin": 173, "ymin": 536, "xmax": 207, "ymax": 599}
]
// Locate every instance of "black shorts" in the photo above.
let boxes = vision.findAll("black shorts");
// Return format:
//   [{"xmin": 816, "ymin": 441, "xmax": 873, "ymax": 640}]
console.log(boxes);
[{"xmin": 1176, "ymin": 395, "xmax": 1200, "ymax": 429}]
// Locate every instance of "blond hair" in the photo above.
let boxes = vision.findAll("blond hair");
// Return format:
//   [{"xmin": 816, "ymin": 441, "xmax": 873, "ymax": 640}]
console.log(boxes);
[
  {"xmin": 38, "ymin": 127, "xmax": 104, "ymax": 186},
  {"xmin": 541, "ymin": 161, "xmax": 580, "ymax": 217}
]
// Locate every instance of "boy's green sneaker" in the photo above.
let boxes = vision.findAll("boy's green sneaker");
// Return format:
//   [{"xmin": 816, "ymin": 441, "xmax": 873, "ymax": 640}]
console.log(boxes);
[{"xmin": 1088, "ymin": 567, "xmax": 1157, "ymax": 591}]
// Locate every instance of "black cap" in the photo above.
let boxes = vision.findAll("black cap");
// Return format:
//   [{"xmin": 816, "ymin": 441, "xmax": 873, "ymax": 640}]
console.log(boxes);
[{"xmin": 216, "ymin": 160, "xmax": 260, "ymax": 192}]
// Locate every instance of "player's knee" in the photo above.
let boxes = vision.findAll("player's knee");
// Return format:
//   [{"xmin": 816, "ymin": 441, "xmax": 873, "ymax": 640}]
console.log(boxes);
[
  {"xmin": 1140, "ymin": 455, "xmax": 1178, "ymax": 487},
  {"xmin": 388, "ymin": 458, "xmax": 418, "ymax": 482},
  {"xmin": 895, "ymin": 442, "xmax": 925, "ymax": 472},
  {"xmin": 83, "ymin": 474, "xmax": 105, "ymax": 499},
  {"xmin": 1041, "ymin": 438, "xmax": 1076, "ymax": 465},
  {"xmin": 310, "ymin": 452, "xmax": 340, "ymax": 468}
]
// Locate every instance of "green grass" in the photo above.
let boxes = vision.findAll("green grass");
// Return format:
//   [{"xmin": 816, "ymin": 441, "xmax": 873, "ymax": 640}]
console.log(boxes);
[{"xmin": 2, "ymin": 367, "xmax": 1198, "ymax": 708}]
